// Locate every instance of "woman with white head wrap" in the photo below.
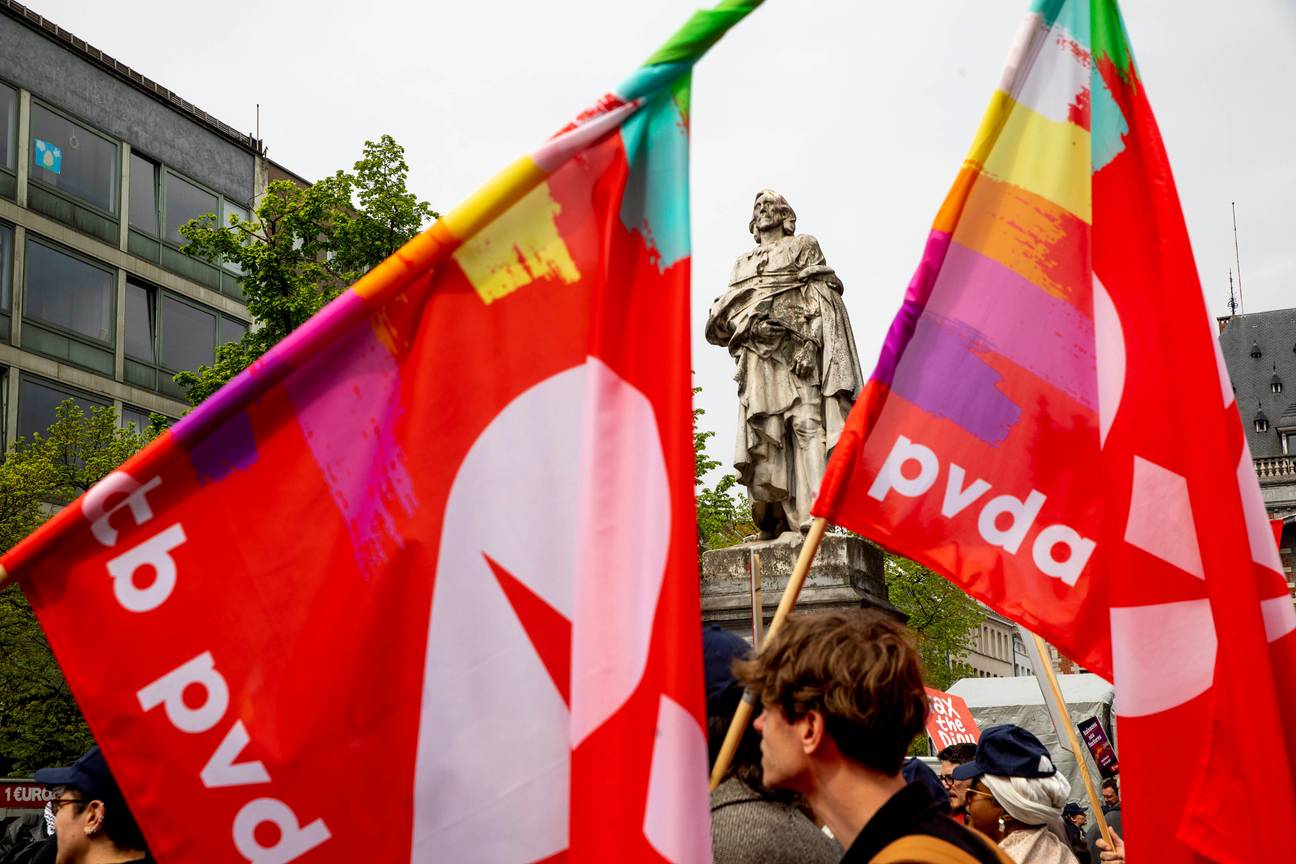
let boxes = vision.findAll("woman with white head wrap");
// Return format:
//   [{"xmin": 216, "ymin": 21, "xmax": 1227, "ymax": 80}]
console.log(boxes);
[{"xmin": 952, "ymin": 725, "xmax": 1079, "ymax": 864}]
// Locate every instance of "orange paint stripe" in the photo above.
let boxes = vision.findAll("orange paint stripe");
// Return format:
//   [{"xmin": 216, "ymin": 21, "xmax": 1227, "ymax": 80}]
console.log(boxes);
[
  {"xmin": 951, "ymin": 172, "xmax": 1089, "ymax": 304},
  {"xmin": 933, "ymin": 163, "xmax": 980, "ymax": 235}
]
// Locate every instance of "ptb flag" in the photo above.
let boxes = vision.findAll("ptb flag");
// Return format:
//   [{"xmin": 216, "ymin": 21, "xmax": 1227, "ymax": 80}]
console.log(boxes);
[
  {"xmin": 1, "ymin": 2, "xmax": 764, "ymax": 861},
  {"xmin": 814, "ymin": 1, "xmax": 1296, "ymax": 861}
]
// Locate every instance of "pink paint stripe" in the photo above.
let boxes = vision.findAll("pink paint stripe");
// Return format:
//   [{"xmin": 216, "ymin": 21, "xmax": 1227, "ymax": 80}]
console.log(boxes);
[
  {"xmin": 925, "ymin": 241, "xmax": 1096, "ymax": 409},
  {"xmin": 871, "ymin": 229, "xmax": 951, "ymax": 386},
  {"xmin": 172, "ymin": 289, "xmax": 371, "ymax": 449}
]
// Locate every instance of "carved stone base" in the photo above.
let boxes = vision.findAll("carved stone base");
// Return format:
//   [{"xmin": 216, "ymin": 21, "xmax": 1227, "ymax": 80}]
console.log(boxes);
[{"xmin": 700, "ymin": 533, "xmax": 903, "ymax": 639}]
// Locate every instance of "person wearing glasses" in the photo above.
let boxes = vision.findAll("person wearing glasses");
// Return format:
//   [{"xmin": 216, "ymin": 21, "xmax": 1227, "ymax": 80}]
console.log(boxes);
[
  {"xmin": 33, "ymin": 747, "xmax": 151, "ymax": 864},
  {"xmin": 938, "ymin": 742, "xmax": 978, "ymax": 821},
  {"xmin": 952, "ymin": 725, "xmax": 1078, "ymax": 864}
]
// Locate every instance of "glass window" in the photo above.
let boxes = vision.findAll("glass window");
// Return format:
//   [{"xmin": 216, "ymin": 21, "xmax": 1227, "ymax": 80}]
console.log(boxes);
[
  {"xmin": 125, "ymin": 280, "xmax": 155, "ymax": 362},
  {"xmin": 0, "ymin": 222, "xmax": 11, "ymax": 312},
  {"xmin": 0, "ymin": 84, "xmax": 15, "ymax": 171},
  {"xmin": 219, "ymin": 316, "xmax": 247, "ymax": 346},
  {"xmin": 30, "ymin": 103, "xmax": 118, "ymax": 215},
  {"xmin": 221, "ymin": 200, "xmax": 249, "ymax": 274},
  {"xmin": 161, "ymin": 294, "xmax": 215, "ymax": 372},
  {"xmin": 121, "ymin": 405, "xmax": 151, "ymax": 432},
  {"xmin": 17, "ymin": 376, "xmax": 105, "ymax": 441},
  {"xmin": 222, "ymin": 199, "xmax": 249, "ymax": 227},
  {"xmin": 164, "ymin": 172, "xmax": 217, "ymax": 246},
  {"xmin": 24, "ymin": 239, "xmax": 114, "ymax": 344},
  {"xmin": 129, "ymin": 152, "xmax": 159, "ymax": 236}
]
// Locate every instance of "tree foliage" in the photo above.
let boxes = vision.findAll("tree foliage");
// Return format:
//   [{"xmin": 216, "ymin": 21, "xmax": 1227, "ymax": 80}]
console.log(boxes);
[
  {"xmin": 883, "ymin": 554, "xmax": 983, "ymax": 691},
  {"xmin": 0, "ymin": 402, "xmax": 155, "ymax": 775},
  {"xmin": 175, "ymin": 135, "xmax": 438, "ymax": 405},
  {"xmin": 693, "ymin": 390, "xmax": 753, "ymax": 553}
]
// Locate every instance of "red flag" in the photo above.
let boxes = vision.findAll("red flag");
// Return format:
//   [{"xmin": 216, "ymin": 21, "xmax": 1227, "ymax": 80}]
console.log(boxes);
[
  {"xmin": 813, "ymin": 2, "xmax": 1296, "ymax": 861},
  {"xmin": 1, "ymin": 4, "xmax": 766, "ymax": 860}
]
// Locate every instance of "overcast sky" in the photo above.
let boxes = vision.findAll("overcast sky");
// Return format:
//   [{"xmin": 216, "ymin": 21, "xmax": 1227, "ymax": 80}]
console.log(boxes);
[{"xmin": 22, "ymin": 0, "xmax": 1296, "ymax": 479}]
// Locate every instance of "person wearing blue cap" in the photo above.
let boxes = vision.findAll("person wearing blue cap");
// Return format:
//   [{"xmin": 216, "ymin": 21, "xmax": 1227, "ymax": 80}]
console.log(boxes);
[
  {"xmin": 951, "ymin": 725, "xmax": 1078, "ymax": 864},
  {"xmin": 703, "ymin": 626, "xmax": 841, "ymax": 864},
  {"xmin": 1061, "ymin": 803, "xmax": 1091, "ymax": 864},
  {"xmin": 33, "ymin": 747, "xmax": 152, "ymax": 864}
]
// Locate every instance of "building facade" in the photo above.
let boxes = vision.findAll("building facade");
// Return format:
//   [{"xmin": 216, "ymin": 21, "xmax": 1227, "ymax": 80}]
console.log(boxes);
[
  {"xmin": 964, "ymin": 604, "xmax": 1018, "ymax": 678},
  {"xmin": 1218, "ymin": 308, "xmax": 1296, "ymax": 594},
  {"xmin": 0, "ymin": 1, "xmax": 293, "ymax": 442}
]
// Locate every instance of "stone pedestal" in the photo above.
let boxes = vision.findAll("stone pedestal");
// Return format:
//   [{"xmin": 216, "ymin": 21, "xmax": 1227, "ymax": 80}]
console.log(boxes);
[{"xmin": 700, "ymin": 533, "xmax": 902, "ymax": 638}]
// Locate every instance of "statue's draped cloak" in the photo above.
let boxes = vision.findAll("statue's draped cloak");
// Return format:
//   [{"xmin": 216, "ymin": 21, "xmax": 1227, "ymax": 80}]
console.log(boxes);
[{"xmin": 705, "ymin": 234, "xmax": 864, "ymax": 501}]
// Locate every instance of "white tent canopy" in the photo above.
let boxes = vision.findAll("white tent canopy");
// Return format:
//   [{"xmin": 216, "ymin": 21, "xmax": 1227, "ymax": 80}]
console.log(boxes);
[{"xmin": 947, "ymin": 674, "xmax": 1117, "ymax": 810}]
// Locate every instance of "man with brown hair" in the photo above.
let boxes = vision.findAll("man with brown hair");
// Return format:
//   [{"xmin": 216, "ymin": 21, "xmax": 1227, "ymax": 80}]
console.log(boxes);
[{"xmin": 737, "ymin": 610, "xmax": 1011, "ymax": 864}]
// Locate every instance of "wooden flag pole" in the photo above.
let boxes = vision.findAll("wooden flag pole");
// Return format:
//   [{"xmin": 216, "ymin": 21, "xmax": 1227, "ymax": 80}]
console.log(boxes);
[
  {"xmin": 1028, "ymin": 632, "xmax": 1113, "ymax": 849},
  {"xmin": 709, "ymin": 517, "xmax": 829, "ymax": 791},
  {"xmin": 749, "ymin": 550, "xmax": 764, "ymax": 645}
]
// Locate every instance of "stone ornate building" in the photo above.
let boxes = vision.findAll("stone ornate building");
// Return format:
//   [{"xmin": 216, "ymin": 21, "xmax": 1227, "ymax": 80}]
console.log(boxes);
[{"xmin": 1218, "ymin": 307, "xmax": 1296, "ymax": 594}]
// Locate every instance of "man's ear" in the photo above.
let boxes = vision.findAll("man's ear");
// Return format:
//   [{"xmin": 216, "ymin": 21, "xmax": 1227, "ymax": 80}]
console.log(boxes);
[
  {"xmin": 84, "ymin": 800, "xmax": 106, "ymax": 834},
  {"xmin": 798, "ymin": 708, "xmax": 828, "ymax": 756}
]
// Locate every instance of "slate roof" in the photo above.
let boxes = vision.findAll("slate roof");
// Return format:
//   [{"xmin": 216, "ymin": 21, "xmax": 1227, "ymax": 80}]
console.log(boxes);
[{"xmin": 1218, "ymin": 307, "xmax": 1296, "ymax": 457}]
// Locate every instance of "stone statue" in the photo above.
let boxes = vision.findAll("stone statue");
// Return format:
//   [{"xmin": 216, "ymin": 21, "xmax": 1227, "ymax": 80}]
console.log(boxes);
[{"xmin": 705, "ymin": 190, "xmax": 864, "ymax": 540}]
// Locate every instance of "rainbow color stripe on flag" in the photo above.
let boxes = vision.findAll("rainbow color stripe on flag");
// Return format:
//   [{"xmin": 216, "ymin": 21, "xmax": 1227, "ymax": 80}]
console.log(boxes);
[
  {"xmin": 3, "ymin": 4, "xmax": 763, "ymax": 862},
  {"xmin": 817, "ymin": 1, "xmax": 1296, "ymax": 862}
]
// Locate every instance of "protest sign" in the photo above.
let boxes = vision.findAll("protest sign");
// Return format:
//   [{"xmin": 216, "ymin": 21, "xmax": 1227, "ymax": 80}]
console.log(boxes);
[
  {"xmin": 925, "ymin": 687, "xmax": 980, "ymax": 750},
  {"xmin": 1078, "ymin": 716, "xmax": 1120, "ymax": 780}
]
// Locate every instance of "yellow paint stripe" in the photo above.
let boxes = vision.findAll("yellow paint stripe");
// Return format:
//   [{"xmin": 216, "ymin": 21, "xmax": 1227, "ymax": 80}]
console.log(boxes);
[
  {"xmin": 452, "ymin": 180, "xmax": 582, "ymax": 305},
  {"xmin": 964, "ymin": 90, "xmax": 1091, "ymax": 224},
  {"xmin": 441, "ymin": 156, "xmax": 548, "ymax": 244}
]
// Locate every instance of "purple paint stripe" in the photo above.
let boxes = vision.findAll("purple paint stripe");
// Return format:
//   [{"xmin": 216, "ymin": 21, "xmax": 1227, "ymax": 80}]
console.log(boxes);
[
  {"xmin": 171, "ymin": 290, "xmax": 371, "ymax": 450},
  {"xmin": 871, "ymin": 230, "xmax": 952, "ymax": 386},
  {"xmin": 925, "ymin": 241, "xmax": 1096, "ymax": 409},
  {"xmin": 890, "ymin": 314, "xmax": 1021, "ymax": 446}
]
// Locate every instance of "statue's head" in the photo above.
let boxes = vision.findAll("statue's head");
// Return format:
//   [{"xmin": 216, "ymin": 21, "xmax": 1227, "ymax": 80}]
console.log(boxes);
[{"xmin": 748, "ymin": 189, "xmax": 796, "ymax": 241}]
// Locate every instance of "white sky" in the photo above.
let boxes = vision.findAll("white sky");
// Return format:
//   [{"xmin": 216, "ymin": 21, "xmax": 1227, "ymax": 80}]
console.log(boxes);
[{"xmin": 21, "ymin": 0, "xmax": 1296, "ymax": 480}]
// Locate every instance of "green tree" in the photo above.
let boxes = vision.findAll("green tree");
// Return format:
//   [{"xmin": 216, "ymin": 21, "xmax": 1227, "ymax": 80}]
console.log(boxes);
[
  {"xmin": 175, "ymin": 135, "xmax": 438, "ymax": 405},
  {"xmin": 0, "ymin": 402, "xmax": 155, "ymax": 775},
  {"xmin": 693, "ymin": 389, "xmax": 753, "ymax": 553},
  {"xmin": 883, "ymin": 553, "xmax": 983, "ymax": 691}
]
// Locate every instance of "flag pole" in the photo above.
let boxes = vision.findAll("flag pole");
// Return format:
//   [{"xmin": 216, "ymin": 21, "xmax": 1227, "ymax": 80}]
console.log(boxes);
[
  {"xmin": 1025, "ymin": 631, "xmax": 1113, "ymax": 848},
  {"xmin": 710, "ymin": 516, "xmax": 829, "ymax": 791},
  {"xmin": 749, "ymin": 550, "xmax": 764, "ymax": 645}
]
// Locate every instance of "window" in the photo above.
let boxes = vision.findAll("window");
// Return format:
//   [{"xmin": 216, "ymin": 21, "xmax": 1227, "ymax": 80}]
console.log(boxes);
[
  {"xmin": 17, "ymin": 375, "xmax": 106, "ymax": 441},
  {"xmin": 1257, "ymin": 417, "xmax": 1270, "ymax": 433},
  {"xmin": 220, "ymin": 199, "xmax": 249, "ymax": 275},
  {"xmin": 160, "ymin": 294, "xmax": 215, "ymax": 373},
  {"xmin": 1286, "ymin": 433, "xmax": 1296, "ymax": 457},
  {"xmin": 0, "ymin": 221, "xmax": 11, "ymax": 312},
  {"xmin": 124, "ymin": 279, "xmax": 155, "ymax": 362},
  {"xmin": 129, "ymin": 152, "xmax": 160, "ymax": 236},
  {"xmin": 164, "ymin": 171, "xmax": 218, "ymax": 246},
  {"xmin": 219, "ymin": 316, "xmax": 247, "ymax": 346},
  {"xmin": 0, "ymin": 83, "xmax": 15, "ymax": 172},
  {"xmin": 29, "ymin": 103, "xmax": 118, "ymax": 215},
  {"xmin": 121, "ymin": 405, "xmax": 160, "ymax": 432},
  {"xmin": 23, "ymin": 238, "xmax": 114, "ymax": 344},
  {"xmin": 124, "ymin": 281, "xmax": 245, "ymax": 396}
]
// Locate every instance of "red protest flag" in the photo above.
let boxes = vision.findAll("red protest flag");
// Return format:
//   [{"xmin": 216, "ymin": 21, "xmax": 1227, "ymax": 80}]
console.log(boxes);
[
  {"xmin": 813, "ymin": 2, "xmax": 1296, "ymax": 862},
  {"xmin": 0, "ymin": 4, "xmax": 765, "ymax": 861}
]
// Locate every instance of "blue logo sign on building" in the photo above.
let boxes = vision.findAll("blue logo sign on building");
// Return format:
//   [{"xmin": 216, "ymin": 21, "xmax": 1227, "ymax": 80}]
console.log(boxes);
[{"xmin": 33, "ymin": 138, "xmax": 62, "ymax": 174}]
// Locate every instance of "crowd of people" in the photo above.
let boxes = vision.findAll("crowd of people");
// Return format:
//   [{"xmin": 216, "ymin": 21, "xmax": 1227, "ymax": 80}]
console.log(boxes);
[
  {"xmin": 1, "ymin": 607, "xmax": 1121, "ymax": 864},
  {"xmin": 707, "ymin": 610, "xmax": 1127, "ymax": 864}
]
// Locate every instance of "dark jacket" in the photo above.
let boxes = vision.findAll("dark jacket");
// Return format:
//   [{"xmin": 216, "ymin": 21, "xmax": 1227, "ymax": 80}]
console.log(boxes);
[
  {"xmin": 840, "ymin": 781, "xmax": 1007, "ymax": 864},
  {"xmin": 710, "ymin": 776, "xmax": 841, "ymax": 864}
]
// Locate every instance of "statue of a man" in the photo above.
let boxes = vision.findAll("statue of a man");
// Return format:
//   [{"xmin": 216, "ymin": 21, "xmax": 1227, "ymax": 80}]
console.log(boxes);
[{"xmin": 705, "ymin": 190, "xmax": 864, "ymax": 540}]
